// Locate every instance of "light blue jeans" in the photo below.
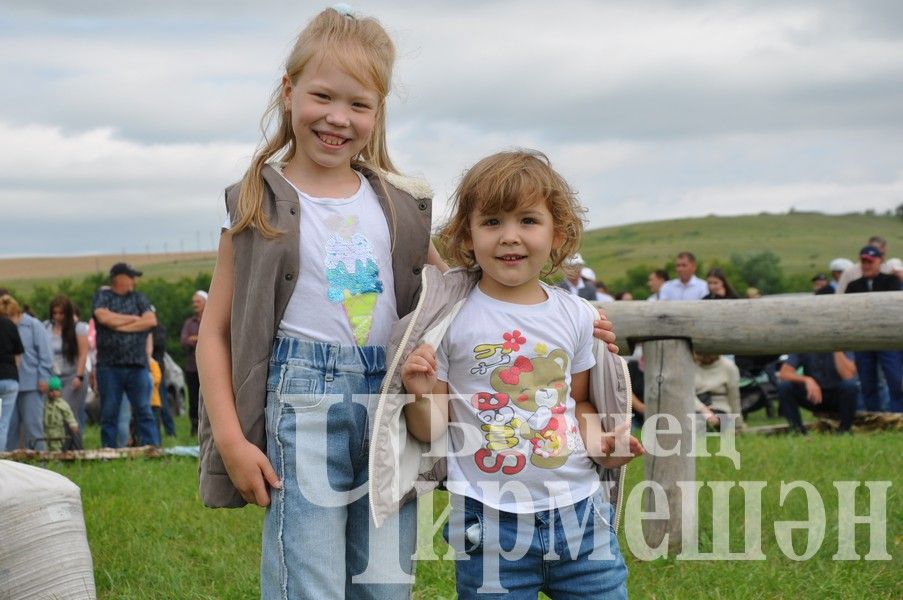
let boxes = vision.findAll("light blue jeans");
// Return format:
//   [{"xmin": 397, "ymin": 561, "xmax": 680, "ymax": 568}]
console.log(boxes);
[
  {"xmin": 0, "ymin": 379, "xmax": 19, "ymax": 450},
  {"xmin": 445, "ymin": 491, "xmax": 628, "ymax": 599},
  {"xmin": 260, "ymin": 337, "xmax": 416, "ymax": 600}
]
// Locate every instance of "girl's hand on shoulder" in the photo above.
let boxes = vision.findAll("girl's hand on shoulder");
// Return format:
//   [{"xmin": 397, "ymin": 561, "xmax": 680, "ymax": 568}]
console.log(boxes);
[
  {"xmin": 593, "ymin": 308, "xmax": 619, "ymax": 354},
  {"xmin": 401, "ymin": 343, "xmax": 437, "ymax": 397},
  {"xmin": 219, "ymin": 438, "xmax": 282, "ymax": 507}
]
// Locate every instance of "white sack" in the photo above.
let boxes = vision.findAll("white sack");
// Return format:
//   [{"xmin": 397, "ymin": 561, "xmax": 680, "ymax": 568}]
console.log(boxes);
[{"xmin": 0, "ymin": 460, "xmax": 96, "ymax": 599}]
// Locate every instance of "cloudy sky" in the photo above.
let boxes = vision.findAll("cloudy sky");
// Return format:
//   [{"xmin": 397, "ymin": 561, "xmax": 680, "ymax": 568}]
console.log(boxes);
[{"xmin": 2, "ymin": 0, "xmax": 901, "ymax": 257}]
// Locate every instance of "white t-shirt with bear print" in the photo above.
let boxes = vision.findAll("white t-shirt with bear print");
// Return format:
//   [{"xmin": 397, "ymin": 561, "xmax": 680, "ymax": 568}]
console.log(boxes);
[{"xmin": 435, "ymin": 282, "xmax": 598, "ymax": 513}]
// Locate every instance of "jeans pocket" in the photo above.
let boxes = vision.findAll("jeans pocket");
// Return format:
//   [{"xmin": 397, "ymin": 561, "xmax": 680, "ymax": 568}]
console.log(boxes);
[
  {"xmin": 590, "ymin": 492, "xmax": 614, "ymax": 534},
  {"xmin": 445, "ymin": 504, "xmax": 484, "ymax": 557},
  {"xmin": 276, "ymin": 364, "xmax": 322, "ymax": 410}
]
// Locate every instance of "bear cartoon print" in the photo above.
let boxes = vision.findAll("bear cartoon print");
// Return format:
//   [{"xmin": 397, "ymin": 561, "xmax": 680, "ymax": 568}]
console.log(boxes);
[
  {"xmin": 464, "ymin": 329, "xmax": 581, "ymax": 473},
  {"xmin": 489, "ymin": 348, "xmax": 576, "ymax": 469}
]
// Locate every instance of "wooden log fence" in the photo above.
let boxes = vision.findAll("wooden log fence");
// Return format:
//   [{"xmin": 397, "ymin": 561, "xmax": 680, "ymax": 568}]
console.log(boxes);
[{"xmin": 596, "ymin": 291, "xmax": 903, "ymax": 552}]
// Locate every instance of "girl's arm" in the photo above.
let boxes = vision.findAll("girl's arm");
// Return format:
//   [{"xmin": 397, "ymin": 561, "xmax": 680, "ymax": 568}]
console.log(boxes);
[
  {"xmin": 572, "ymin": 370, "xmax": 603, "ymax": 456},
  {"xmin": 197, "ymin": 231, "xmax": 281, "ymax": 506},
  {"xmin": 573, "ymin": 369, "xmax": 643, "ymax": 468},
  {"xmin": 400, "ymin": 343, "xmax": 449, "ymax": 442}
]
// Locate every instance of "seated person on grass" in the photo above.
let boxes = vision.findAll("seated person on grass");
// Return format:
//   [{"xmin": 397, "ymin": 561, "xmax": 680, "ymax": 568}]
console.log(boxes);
[{"xmin": 777, "ymin": 352, "xmax": 857, "ymax": 434}]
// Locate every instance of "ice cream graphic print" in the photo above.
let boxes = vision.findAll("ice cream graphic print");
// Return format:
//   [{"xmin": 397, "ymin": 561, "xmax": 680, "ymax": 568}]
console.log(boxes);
[
  {"xmin": 324, "ymin": 214, "xmax": 384, "ymax": 344},
  {"xmin": 469, "ymin": 330, "xmax": 581, "ymax": 475}
]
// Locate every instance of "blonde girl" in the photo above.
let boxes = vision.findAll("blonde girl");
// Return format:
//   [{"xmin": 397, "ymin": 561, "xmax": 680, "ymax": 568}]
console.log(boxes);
[{"xmin": 197, "ymin": 7, "xmax": 441, "ymax": 598}]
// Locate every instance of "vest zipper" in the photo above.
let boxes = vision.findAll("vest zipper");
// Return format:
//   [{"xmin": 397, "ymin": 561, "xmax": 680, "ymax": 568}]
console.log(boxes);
[
  {"xmin": 369, "ymin": 270, "xmax": 430, "ymax": 525},
  {"xmin": 614, "ymin": 353, "xmax": 633, "ymax": 534}
]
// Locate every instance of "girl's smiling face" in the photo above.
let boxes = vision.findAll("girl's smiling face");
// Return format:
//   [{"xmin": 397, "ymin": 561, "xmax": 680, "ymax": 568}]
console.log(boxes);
[
  {"xmin": 282, "ymin": 58, "xmax": 379, "ymax": 176},
  {"xmin": 466, "ymin": 198, "xmax": 562, "ymax": 304}
]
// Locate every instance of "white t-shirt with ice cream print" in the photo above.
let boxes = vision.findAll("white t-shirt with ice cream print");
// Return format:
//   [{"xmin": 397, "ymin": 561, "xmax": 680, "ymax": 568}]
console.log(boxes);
[
  {"xmin": 436, "ymin": 282, "xmax": 598, "ymax": 513},
  {"xmin": 222, "ymin": 170, "xmax": 397, "ymax": 347}
]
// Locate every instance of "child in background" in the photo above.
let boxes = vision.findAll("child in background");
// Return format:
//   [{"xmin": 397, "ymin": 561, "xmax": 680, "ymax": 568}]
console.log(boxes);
[
  {"xmin": 395, "ymin": 150, "xmax": 642, "ymax": 599},
  {"xmin": 43, "ymin": 376, "xmax": 78, "ymax": 451}
]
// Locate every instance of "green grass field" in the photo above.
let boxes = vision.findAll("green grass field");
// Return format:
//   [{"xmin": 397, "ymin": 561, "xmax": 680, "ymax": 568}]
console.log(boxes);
[{"xmin": 29, "ymin": 412, "xmax": 901, "ymax": 600}]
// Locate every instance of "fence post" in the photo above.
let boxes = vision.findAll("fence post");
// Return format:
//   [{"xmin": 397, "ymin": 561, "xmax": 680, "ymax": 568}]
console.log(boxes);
[{"xmin": 641, "ymin": 339, "xmax": 696, "ymax": 552}]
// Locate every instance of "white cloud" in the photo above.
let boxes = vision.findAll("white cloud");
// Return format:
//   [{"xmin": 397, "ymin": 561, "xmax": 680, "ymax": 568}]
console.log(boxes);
[{"xmin": 0, "ymin": 0, "xmax": 902, "ymax": 256}]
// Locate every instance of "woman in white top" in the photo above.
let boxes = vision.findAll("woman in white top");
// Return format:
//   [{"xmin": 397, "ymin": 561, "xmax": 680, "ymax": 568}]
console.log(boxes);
[{"xmin": 45, "ymin": 295, "xmax": 89, "ymax": 431}]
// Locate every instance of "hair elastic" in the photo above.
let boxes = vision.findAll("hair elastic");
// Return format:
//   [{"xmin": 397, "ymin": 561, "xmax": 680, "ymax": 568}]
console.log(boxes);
[{"xmin": 333, "ymin": 3, "xmax": 354, "ymax": 17}]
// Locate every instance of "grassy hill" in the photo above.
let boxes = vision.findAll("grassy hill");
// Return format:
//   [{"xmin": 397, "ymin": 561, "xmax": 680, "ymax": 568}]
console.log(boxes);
[
  {"xmin": 580, "ymin": 211, "xmax": 901, "ymax": 283},
  {"xmin": 1, "ymin": 212, "xmax": 899, "ymax": 295}
]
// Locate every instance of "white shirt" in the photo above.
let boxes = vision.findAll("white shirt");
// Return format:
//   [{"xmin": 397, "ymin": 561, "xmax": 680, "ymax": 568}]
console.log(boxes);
[
  {"xmin": 658, "ymin": 275, "xmax": 708, "ymax": 301},
  {"xmin": 436, "ymin": 283, "xmax": 598, "ymax": 513},
  {"xmin": 222, "ymin": 171, "xmax": 397, "ymax": 346}
]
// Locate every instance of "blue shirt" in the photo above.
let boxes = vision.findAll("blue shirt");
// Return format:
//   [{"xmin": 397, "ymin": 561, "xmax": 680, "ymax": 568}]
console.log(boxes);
[{"xmin": 16, "ymin": 313, "xmax": 53, "ymax": 391}]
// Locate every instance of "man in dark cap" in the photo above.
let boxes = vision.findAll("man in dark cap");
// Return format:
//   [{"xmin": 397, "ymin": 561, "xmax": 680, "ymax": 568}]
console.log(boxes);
[
  {"xmin": 92, "ymin": 262, "xmax": 160, "ymax": 447},
  {"xmin": 845, "ymin": 246, "xmax": 902, "ymax": 412}
]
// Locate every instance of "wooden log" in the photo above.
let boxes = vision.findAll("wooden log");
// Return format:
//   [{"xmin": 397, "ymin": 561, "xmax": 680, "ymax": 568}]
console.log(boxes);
[
  {"xmin": 641, "ymin": 339, "xmax": 696, "ymax": 552},
  {"xmin": 0, "ymin": 446, "xmax": 165, "ymax": 462},
  {"xmin": 596, "ymin": 291, "xmax": 903, "ymax": 355}
]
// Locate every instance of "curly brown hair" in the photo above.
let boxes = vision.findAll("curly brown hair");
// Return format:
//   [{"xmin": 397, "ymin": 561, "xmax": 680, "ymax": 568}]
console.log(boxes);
[{"xmin": 439, "ymin": 150, "xmax": 585, "ymax": 277}]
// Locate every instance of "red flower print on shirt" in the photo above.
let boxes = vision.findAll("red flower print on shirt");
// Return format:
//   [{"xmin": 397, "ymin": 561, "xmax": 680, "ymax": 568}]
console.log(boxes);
[{"xmin": 502, "ymin": 330, "xmax": 526, "ymax": 352}]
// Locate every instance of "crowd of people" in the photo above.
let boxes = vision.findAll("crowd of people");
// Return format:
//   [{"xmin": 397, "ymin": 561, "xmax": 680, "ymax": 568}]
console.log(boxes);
[
  {"xmin": 1, "ymin": 238, "xmax": 898, "ymax": 451},
  {"xmin": 0, "ymin": 264, "xmax": 209, "ymax": 451},
  {"xmin": 558, "ymin": 236, "xmax": 903, "ymax": 434}
]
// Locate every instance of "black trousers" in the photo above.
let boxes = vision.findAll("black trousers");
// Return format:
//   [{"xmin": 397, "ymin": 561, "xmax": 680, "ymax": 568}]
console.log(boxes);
[{"xmin": 186, "ymin": 370, "xmax": 200, "ymax": 434}]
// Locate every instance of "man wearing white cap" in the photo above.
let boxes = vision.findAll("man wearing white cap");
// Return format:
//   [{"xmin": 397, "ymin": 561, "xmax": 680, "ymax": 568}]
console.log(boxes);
[
  {"xmin": 180, "ymin": 290, "xmax": 207, "ymax": 436},
  {"xmin": 828, "ymin": 258, "xmax": 853, "ymax": 292},
  {"xmin": 885, "ymin": 257, "xmax": 903, "ymax": 284},
  {"xmin": 556, "ymin": 253, "xmax": 598, "ymax": 300}
]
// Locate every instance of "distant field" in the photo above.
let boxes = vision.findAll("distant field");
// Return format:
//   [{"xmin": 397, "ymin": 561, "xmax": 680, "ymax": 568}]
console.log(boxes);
[
  {"xmin": 1, "ymin": 212, "xmax": 900, "ymax": 293},
  {"xmin": 0, "ymin": 251, "xmax": 216, "ymax": 294}
]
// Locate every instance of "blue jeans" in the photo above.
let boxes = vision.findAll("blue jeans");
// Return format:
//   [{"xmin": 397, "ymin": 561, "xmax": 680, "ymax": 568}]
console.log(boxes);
[
  {"xmin": 0, "ymin": 379, "xmax": 19, "ymax": 450},
  {"xmin": 260, "ymin": 337, "xmax": 416, "ymax": 600},
  {"xmin": 445, "ymin": 493, "xmax": 628, "ymax": 599},
  {"xmin": 158, "ymin": 371, "xmax": 176, "ymax": 436},
  {"xmin": 854, "ymin": 351, "xmax": 903, "ymax": 412},
  {"xmin": 117, "ymin": 396, "xmax": 131, "ymax": 447},
  {"xmin": 5, "ymin": 389, "xmax": 45, "ymax": 451},
  {"xmin": 97, "ymin": 365, "xmax": 159, "ymax": 448}
]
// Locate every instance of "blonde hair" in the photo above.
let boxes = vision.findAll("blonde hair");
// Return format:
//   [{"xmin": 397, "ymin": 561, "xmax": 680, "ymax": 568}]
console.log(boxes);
[
  {"xmin": 233, "ymin": 8, "xmax": 397, "ymax": 237},
  {"xmin": 439, "ymin": 150, "xmax": 585, "ymax": 276},
  {"xmin": 0, "ymin": 294, "xmax": 21, "ymax": 318}
]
